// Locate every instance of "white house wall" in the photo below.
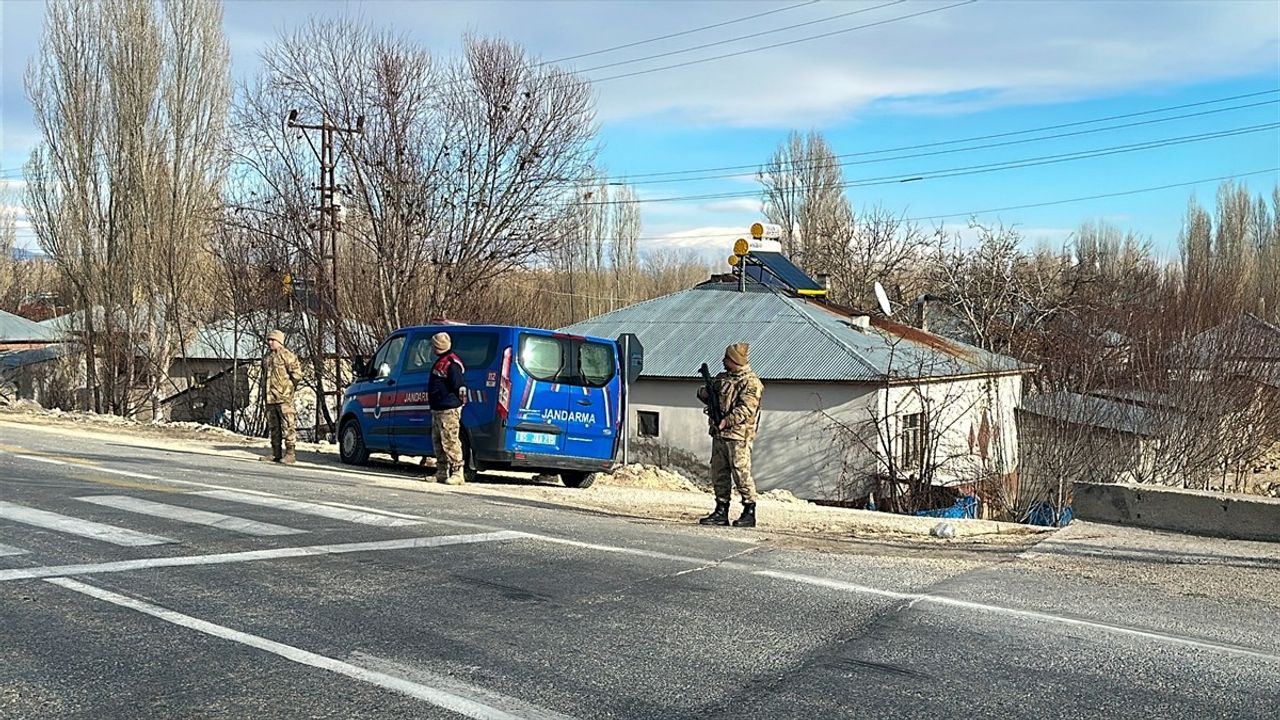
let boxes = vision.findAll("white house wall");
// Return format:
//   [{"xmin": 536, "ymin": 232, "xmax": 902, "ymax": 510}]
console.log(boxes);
[
  {"xmin": 881, "ymin": 374, "xmax": 1023, "ymax": 486},
  {"xmin": 625, "ymin": 379, "xmax": 879, "ymax": 500}
]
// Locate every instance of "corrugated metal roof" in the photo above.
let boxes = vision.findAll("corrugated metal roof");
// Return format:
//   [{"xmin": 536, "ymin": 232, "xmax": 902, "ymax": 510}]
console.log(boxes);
[
  {"xmin": 1019, "ymin": 391, "xmax": 1160, "ymax": 437},
  {"xmin": 562, "ymin": 282, "xmax": 1031, "ymax": 382},
  {"xmin": 0, "ymin": 309, "xmax": 60, "ymax": 343},
  {"xmin": 1182, "ymin": 313, "xmax": 1280, "ymax": 362},
  {"xmin": 0, "ymin": 343, "xmax": 68, "ymax": 372}
]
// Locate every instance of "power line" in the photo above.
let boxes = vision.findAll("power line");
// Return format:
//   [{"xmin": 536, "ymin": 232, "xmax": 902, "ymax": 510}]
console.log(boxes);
[
  {"xmin": 621, "ymin": 98, "xmax": 1280, "ymax": 186},
  {"xmin": 572, "ymin": 1, "xmax": 906, "ymax": 75},
  {"xmin": 16, "ymin": 170, "xmax": 1276, "ymax": 248},
  {"xmin": 608, "ymin": 88, "xmax": 1280, "ymax": 182},
  {"xmin": 904, "ymin": 167, "xmax": 1280, "ymax": 222},
  {"xmin": 546, "ymin": 0, "xmax": 821, "ymax": 64},
  {"xmin": 574, "ymin": 122, "xmax": 1280, "ymax": 205},
  {"xmin": 589, "ymin": 0, "xmax": 979, "ymax": 83}
]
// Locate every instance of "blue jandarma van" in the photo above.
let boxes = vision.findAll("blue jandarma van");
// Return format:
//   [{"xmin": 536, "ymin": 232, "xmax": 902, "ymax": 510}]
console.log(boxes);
[{"xmin": 338, "ymin": 324, "xmax": 623, "ymax": 487}]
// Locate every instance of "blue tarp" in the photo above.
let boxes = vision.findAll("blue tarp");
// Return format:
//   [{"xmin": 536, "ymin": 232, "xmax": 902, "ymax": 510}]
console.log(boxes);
[
  {"xmin": 1025, "ymin": 502, "xmax": 1074, "ymax": 527},
  {"xmin": 913, "ymin": 495, "xmax": 979, "ymax": 519}
]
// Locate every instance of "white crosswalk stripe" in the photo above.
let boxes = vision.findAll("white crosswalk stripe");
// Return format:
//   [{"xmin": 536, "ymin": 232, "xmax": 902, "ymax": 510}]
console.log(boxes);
[
  {"xmin": 191, "ymin": 491, "xmax": 423, "ymax": 527},
  {"xmin": 0, "ymin": 543, "xmax": 29, "ymax": 557},
  {"xmin": 76, "ymin": 496, "xmax": 307, "ymax": 537},
  {"xmin": 0, "ymin": 501, "xmax": 174, "ymax": 546}
]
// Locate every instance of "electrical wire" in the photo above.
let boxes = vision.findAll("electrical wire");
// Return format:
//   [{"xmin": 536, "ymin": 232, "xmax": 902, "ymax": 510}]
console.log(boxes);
[
  {"xmin": 620, "ymin": 98, "xmax": 1280, "ymax": 186},
  {"xmin": 545, "ymin": 0, "xmax": 821, "ymax": 64},
  {"xmin": 589, "ymin": 0, "xmax": 978, "ymax": 83},
  {"xmin": 572, "ymin": 122, "xmax": 1280, "ymax": 205}
]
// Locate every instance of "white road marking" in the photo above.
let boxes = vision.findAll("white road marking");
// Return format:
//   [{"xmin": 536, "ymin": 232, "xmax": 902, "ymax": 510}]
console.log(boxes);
[
  {"xmin": 0, "ymin": 543, "xmax": 28, "ymax": 557},
  {"xmin": 349, "ymin": 652, "xmax": 578, "ymax": 720},
  {"xmin": 753, "ymin": 570, "xmax": 1280, "ymax": 662},
  {"xmin": 13, "ymin": 454, "xmax": 67, "ymax": 466},
  {"xmin": 0, "ymin": 501, "xmax": 175, "ymax": 547},
  {"xmin": 192, "ymin": 490, "xmax": 423, "ymax": 527},
  {"xmin": 0, "ymin": 531, "xmax": 525, "ymax": 582},
  {"xmin": 76, "ymin": 495, "xmax": 306, "ymax": 537},
  {"xmin": 82, "ymin": 465, "xmax": 162, "ymax": 480},
  {"xmin": 47, "ymin": 578, "xmax": 568, "ymax": 720},
  {"xmin": 520, "ymin": 534, "xmax": 1280, "ymax": 661}
]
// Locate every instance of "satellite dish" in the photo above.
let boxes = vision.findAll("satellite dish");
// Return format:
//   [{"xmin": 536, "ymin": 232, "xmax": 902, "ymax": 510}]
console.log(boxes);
[{"xmin": 874, "ymin": 282, "xmax": 892, "ymax": 317}]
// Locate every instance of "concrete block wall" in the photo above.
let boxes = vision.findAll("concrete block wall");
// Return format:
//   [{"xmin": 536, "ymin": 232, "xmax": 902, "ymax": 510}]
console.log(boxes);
[{"xmin": 1073, "ymin": 481, "xmax": 1280, "ymax": 542}]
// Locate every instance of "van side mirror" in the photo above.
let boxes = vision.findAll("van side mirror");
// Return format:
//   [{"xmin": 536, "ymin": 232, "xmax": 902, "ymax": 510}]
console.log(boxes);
[{"xmin": 352, "ymin": 355, "xmax": 370, "ymax": 379}]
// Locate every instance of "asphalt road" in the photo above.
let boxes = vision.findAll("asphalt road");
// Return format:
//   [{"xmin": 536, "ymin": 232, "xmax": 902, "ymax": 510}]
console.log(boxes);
[{"xmin": 1, "ymin": 423, "xmax": 1278, "ymax": 719}]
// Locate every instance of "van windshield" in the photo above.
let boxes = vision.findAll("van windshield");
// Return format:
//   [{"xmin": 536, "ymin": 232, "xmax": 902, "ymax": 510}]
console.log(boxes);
[{"xmin": 518, "ymin": 334, "xmax": 616, "ymax": 387}]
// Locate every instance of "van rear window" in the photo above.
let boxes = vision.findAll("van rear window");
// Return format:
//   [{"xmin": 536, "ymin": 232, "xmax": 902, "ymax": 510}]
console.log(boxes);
[
  {"xmin": 517, "ymin": 334, "xmax": 617, "ymax": 387},
  {"xmin": 578, "ymin": 341, "xmax": 616, "ymax": 387},
  {"xmin": 519, "ymin": 335, "xmax": 565, "ymax": 381}
]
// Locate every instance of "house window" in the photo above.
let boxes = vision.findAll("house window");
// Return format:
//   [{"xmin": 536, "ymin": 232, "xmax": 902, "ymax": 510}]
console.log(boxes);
[
  {"xmin": 899, "ymin": 412, "xmax": 925, "ymax": 472},
  {"xmin": 637, "ymin": 410, "xmax": 659, "ymax": 438}
]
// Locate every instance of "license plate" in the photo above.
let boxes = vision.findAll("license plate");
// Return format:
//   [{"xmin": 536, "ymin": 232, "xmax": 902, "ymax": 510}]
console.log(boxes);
[{"xmin": 515, "ymin": 431, "xmax": 557, "ymax": 446}]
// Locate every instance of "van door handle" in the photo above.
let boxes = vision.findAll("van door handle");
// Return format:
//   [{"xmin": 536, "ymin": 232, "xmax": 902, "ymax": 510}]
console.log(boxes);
[
  {"xmin": 576, "ymin": 398, "xmax": 591, "ymax": 406},
  {"xmin": 386, "ymin": 379, "xmax": 396, "ymax": 387}
]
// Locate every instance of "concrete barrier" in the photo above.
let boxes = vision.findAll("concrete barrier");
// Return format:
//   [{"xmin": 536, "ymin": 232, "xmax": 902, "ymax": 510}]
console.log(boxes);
[{"xmin": 1072, "ymin": 481, "xmax": 1280, "ymax": 542}]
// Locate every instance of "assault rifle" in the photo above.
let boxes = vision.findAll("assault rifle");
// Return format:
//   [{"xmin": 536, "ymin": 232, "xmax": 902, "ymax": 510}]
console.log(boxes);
[{"xmin": 699, "ymin": 362, "xmax": 723, "ymax": 434}]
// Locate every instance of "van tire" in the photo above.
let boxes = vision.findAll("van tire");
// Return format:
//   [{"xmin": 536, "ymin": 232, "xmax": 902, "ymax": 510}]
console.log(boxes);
[
  {"xmin": 339, "ymin": 419, "xmax": 369, "ymax": 465},
  {"xmin": 560, "ymin": 471, "xmax": 597, "ymax": 489}
]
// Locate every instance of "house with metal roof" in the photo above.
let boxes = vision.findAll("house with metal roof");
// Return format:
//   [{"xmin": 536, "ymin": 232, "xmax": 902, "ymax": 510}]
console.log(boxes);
[
  {"xmin": 563, "ymin": 276, "xmax": 1034, "ymax": 503},
  {"xmin": 0, "ymin": 309, "xmax": 60, "ymax": 351}
]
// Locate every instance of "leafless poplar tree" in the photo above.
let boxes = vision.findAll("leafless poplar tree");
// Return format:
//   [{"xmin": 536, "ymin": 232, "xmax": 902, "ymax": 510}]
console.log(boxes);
[
  {"xmin": 757, "ymin": 130, "xmax": 853, "ymax": 261},
  {"xmin": 25, "ymin": 0, "xmax": 230, "ymax": 416}
]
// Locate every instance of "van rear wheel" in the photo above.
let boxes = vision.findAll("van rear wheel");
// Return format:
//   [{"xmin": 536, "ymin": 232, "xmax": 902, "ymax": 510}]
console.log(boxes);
[{"xmin": 559, "ymin": 471, "xmax": 597, "ymax": 489}]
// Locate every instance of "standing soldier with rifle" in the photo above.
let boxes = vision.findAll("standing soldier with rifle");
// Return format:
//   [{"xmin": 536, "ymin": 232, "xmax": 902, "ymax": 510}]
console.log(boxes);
[
  {"xmin": 259, "ymin": 329, "xmax": 304, "ymax": 465},
  {"xmin": 697, "ymin": 342, "xmax": 764, "ymax": 527}
]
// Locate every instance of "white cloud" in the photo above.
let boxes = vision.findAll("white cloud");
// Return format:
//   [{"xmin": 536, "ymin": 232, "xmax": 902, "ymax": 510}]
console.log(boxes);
[
  {"xmin": 699, "ymin": 198, "xmax": 762, "ymax": 214},
  {"xmin": 640, "ymin": 224, "xmax": 743, "ymax": 264},
  {"xmin": 582, "ymin": 0, "xmax": 1279, "ymax": 127}
]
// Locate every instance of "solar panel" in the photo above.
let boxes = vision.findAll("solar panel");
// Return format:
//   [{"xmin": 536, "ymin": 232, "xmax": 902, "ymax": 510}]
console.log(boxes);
[{"xmin": 749, "ymin": 251, "xmax": 826, "ymax": 294}]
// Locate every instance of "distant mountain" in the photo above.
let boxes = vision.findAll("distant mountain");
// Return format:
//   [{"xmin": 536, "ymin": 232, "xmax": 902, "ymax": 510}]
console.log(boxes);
[{"xmin": 11, "ymin": 247, "xmax": 45, "ymax": 261}]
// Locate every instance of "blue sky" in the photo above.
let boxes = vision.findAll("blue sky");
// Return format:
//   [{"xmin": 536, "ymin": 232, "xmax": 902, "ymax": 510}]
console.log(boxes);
[{"xmin": 2, "ymin": 0, "xmax": 1278, "ymax": 260}]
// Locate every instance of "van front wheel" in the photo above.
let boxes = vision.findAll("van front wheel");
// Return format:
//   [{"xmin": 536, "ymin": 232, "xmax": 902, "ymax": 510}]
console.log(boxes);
[
  {"xmin": 559, "ymin": 471, "xmax": 598, "ymax": 489},
  {"xmin": 339, "ymin": 420, "xmax": 369, "ymax": 465}
]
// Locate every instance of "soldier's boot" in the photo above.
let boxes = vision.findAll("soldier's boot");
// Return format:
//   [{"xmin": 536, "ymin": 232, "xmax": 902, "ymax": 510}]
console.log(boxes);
[
  {"xmin": 435, "ymin": 464, "xmax": 451, "ymax": 483},
  {"xmin": 281, "ymin": 446, "xmax": 297, "ymax": 465},
  {"xmin": 443, "ymin": 467, "xmax": 466, "ymax": 486},
  {"xmin": 698, "ymin": 500, "xmax": 730, "ymax": 526},
  {"xmin": 732, "ymin": 502, "xmax": 757, "ymax": 528},
  {"xmin": 260, "ymin": 444, "xmax": 282, "ymax": 462}
]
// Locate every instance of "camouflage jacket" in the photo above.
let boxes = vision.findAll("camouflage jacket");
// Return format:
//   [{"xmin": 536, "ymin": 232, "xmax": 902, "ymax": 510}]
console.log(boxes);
[
  {"xmin": 708, "ymin": 365, "xmax": 763, "ymax": 442},
  {"xmin": 262, "ymin": 348, "xmax": 303, "ymax": 405}
]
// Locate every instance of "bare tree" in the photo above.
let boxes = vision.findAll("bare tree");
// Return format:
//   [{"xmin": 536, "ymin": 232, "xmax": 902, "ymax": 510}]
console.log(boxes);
[
  {"xmin": 25, "ymin": 0, "xmax": 230, "ymax": 416},
  {"xmin": 757, "ymin": 130, "xmax": 853, "ymax": 262}
]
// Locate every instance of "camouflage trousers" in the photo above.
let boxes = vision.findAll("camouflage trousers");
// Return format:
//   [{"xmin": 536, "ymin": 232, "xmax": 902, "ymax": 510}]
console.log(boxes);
[
  {"xmin": 432, "ymin": 407, "xmax": 464, "ymax": 474},
  {"xmin": 265, "ymin": 402, "xmax": 297, "ymax": 457},
  {"xmin": 710, "ymin": 437, "xmax": 757, "ymax": 504}
]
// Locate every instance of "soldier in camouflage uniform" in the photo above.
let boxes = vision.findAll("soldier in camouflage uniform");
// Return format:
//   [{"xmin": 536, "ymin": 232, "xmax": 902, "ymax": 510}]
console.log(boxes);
[
  {"xmin": 427, "ymin": 332, "xmax": 468, "ymax": 485},
  {"xmin": 697, "ymin": 342, "xmax": 764, "ymax": 527},
  {"xmin": 259, "ymin": 329, "xmax": 304, "ymax": 465}
]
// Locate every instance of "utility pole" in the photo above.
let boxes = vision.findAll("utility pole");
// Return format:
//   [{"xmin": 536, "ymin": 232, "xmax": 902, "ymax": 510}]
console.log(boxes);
[{"xmin": 287, "ymin": 109, "xmax": 364, "ymax": 440}]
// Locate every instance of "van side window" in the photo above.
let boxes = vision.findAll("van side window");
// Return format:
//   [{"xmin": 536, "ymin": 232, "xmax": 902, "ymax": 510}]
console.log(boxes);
[
  {"xmin": 403, "ymin": 336, "xmax": 434, "ymax": 373},
  {"xmin": 371, "ymin": 336, "xmax": 406, "ymax": 379},
  {"xmin": 520, "ymin": 335, "xmax": 564, "ymax": 381},
  {"xmin": 578, "ymin": 341, "xmax": 616, "ymax": 387},
  {"xmin": 452, "ymin": 333, "xmax": 498, "ymax": 368}
]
